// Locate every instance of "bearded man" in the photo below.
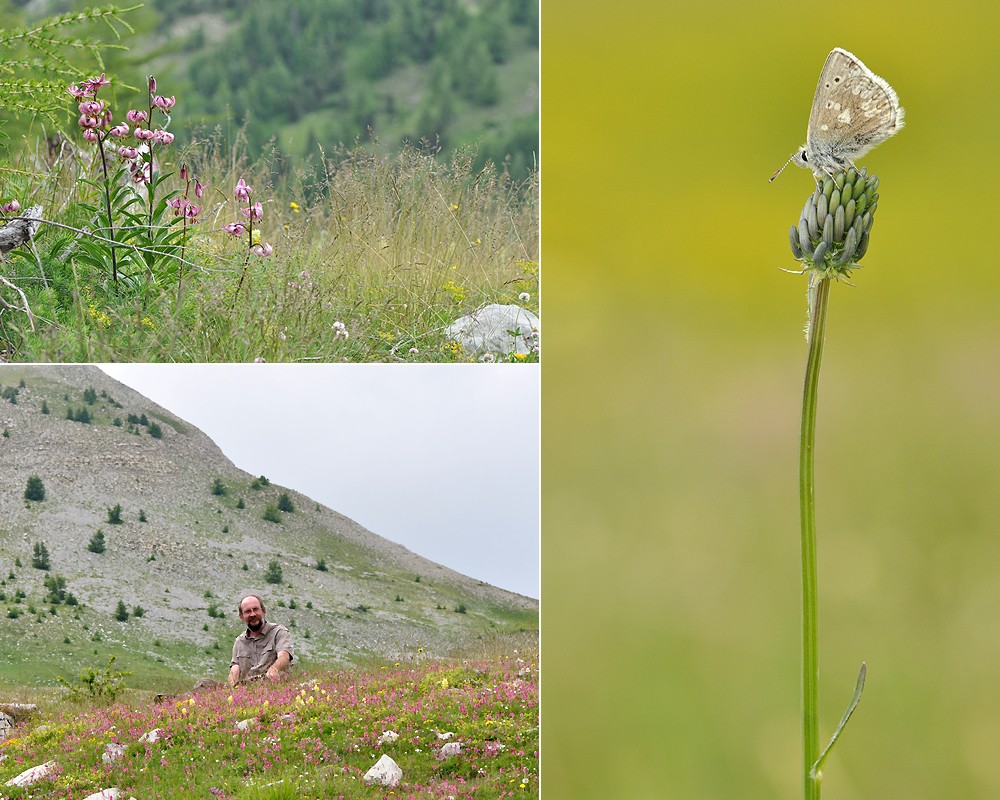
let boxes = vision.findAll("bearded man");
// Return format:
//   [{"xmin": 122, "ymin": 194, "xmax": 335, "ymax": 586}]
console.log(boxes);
[{"xmin": 228, "ymin": 593, "xmax": 294, "ymax": 685}]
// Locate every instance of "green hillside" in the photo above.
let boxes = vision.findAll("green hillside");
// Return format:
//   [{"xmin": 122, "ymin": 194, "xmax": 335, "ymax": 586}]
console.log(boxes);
[{"xmin": 3, "ymin": 0, "xmax": 539, "ymax": 180}]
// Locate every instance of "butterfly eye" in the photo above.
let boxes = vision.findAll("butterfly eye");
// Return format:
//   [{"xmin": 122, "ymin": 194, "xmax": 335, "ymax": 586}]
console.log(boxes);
[{"xmin": 800, "ymin": 150, "xmax": 809, "ymax": 162}]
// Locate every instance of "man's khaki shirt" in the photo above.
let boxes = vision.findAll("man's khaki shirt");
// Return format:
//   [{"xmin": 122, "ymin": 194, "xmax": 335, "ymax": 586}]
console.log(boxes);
[{"xmin": 230, "ymin": 621, "xmax": 294, "ymax": 681}]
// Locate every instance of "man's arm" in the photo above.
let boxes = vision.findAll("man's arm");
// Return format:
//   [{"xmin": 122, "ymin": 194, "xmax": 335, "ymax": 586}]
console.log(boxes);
[
  {"xmin": 228, "ymin": 663, "xmax": 241, "ymax": 685},
  {"xmin": 265, "ymin": 650, "xmax": 291, "ymax": 681}
]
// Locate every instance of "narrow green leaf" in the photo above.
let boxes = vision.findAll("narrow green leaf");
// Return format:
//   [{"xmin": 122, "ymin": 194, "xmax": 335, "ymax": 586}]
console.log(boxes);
[{"xmin": 810, "ymin": 662, "xmax": 866, "ymax": 781}]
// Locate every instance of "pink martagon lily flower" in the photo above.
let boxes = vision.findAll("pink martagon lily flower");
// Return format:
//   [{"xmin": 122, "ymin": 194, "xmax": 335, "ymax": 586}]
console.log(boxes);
[
  {"xmin": 126, "ymin": 109, "xmax": 148, "ymax": 124},
  {"xmin": 153, "ymin": 95, "xmax": 176, "ymax": 111},
  {"xmin": 85, "ymin": 73, "xmax": 110, "ymax": 93},
  {"xmin": 234, "ymin": 178, "xmax": 252, "ymax": 200},
  {"xmin": 78, "ymin": 100, "xmax": 104, "ymax": 116},
  {"xmin": 241, "ymin": 202, "xmax": 264, "ymax": 220},
  {"xmin": 223, "ymin": 222, "xmax": 247, "ymax": 237}
]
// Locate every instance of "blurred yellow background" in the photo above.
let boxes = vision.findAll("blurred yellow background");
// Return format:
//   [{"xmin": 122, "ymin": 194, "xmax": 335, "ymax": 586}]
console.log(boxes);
[{"xmin": 541, "ymin": 1, "xmax": 1000, "ymax": 797}]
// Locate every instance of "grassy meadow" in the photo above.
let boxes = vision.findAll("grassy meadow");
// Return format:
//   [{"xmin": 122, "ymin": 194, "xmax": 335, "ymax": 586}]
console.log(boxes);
[
  {"xmin": 0, "ymin": 130, "xmax": 538, "ymax": 362},
  {"xmin": 542, "ymin": 1, "xmax": 1000, "ymax": 799},
  {"xmin": 0, "ymin": 130, "xmax": 539, "ymax": 362},
  {"xmin": 0, "ymin": 638, "xmax": 538, "ymax": 799}
]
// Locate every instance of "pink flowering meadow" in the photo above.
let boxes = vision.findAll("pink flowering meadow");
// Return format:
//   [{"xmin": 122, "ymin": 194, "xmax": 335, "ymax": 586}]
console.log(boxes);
[{"xmin": 0, "ymin": 652, "xmax": 538, "ymax": 799}]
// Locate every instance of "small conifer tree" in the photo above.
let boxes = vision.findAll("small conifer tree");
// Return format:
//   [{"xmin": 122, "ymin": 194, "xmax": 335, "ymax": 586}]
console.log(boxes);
[
  {"xmin": 114, "ymin": 600, "xmax": 129, "ymax": 621},
  {"xmin": 24, "ymin": 475, "xmax": 45, "ymax": 502},
  {"xmin": 264, "ymin": 560, "xmax": 284, "ymax": 584},
  {"xmin": 32, "ymin": 542, "xmax": 50, "ymax": 570},
  {"xmin": 88, "ymin": 530, "xmax": 106, "ymax": 554}
]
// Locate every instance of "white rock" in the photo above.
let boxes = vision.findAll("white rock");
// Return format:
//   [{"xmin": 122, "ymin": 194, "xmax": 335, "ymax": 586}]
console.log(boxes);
[
  {"xmin": 235, "ymin": 718, "xmax": 256, "ymax": 731},
  {"xmin": 435, "ymin": 731, "xmax": 454, "ymax": 740},
  {"xmin": 0, "ymin": 713, "xmax": 13, "ymax": 743},
  {"xmin": 81, "ymin": 790, "xmax": 124, "ymax": 800},
  {"xmin": 363, "ymin": 754, "xmax": 402, "ymax": 787},
  {"xmin": 102, "ymin": 743, "xmax": 126, "ymax": 764},
  {"xmin": 440, "ymin": 742, "xmax": 462, "ymax": 756},
  {"xmin": 139, "ymin": 728, "xmax": 163, "ymax": 743},
  {"xmin": 5, "ymin": 760, "xmax": 57, "ymax": 787},
  {"xmin": 377, "ymin": 730, "xmax": 399, "ymax": 745},
  {"xmin": 444, "ymin": 304, "xmax": 540, "ymax": 356}
]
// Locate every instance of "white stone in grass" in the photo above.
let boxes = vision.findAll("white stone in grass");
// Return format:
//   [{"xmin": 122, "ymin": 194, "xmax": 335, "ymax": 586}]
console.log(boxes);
[
  {"xmin": 363, "ymin": 754, "xmax": 402, "ymax": 787},
  {"xmin": 444, "ymin": 304, "xmax": 540, "ymax": 356},
  {"xmin": 4, "ymin": 760, "xmax": 57, "ymax": 787},
  {"xmin": 440, "ymin": 742, "xmax": 462, "ymax": 756},
  {"xmin": 235, "ymin": 718, "xmax": 257, "ymax": 731},
  {"xmin": 435, "ymin": 730, "xmax": 454, "ymax": 740},
  {"xmin": 139, "ymin": 728, "xmax": 164, "ymax": 743},
  {"xmin": 0, "ymin": 713, "xmax": 13, "ymax": 743},
  {"xmin": 102, "ymin": 743, "xmax": 126, "ymax": 764},
  {"xmin": 81, "ymin": 789, "xmax": 132, "ymax": 800},
  {"xmin": 378, "ymin": 730, "xmax": 399, "ymax": 745}
]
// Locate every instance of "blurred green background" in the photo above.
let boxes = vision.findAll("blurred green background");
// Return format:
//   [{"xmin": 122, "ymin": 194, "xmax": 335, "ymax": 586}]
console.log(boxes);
[{"xmin": 542, "ymin": 1, "xmax": 1000, "ymax": 798}]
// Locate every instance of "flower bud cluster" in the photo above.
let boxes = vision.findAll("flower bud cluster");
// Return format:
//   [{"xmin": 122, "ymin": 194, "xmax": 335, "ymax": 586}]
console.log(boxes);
[{"xmin": 789, "ymin": 167, "xmax": 879, "ymax": 277}]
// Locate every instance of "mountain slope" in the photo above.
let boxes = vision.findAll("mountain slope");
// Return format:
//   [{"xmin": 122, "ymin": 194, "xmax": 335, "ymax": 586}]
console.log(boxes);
[{"xmin": 0, "ymin": 365, "xmax": 537, "ymax": 686}]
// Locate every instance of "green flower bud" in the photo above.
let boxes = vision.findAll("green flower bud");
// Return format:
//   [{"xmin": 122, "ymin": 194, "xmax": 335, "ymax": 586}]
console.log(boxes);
[
  {"xmin": 829, "ymin": 187, "xmax": 842, "ymax": 214},
  {"xmin": 816, "ymin": 191, "xmax": 829, "ymax": 228},
  {"xmin": 790, "ymin": 225, "xmax": 803, "ymax": 259},
  {"xmin": 787, "ymin": 167, "xmax": 882, "ymax": 278},
  {"xmin": 844, "ymin": 197, "xmax": 856, "ymax": 230}
]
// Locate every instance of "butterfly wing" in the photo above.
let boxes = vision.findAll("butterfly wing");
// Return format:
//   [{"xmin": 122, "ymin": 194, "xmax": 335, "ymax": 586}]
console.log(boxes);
[{"xmin": 806, "ymin": 48, "xmax": 905, "ymax": 167}]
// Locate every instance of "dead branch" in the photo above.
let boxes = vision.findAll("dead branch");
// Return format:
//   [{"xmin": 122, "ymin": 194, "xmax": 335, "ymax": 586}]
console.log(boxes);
[
  {"xmin": 0, "ymin": 205, "xmax": 43, "ymax": 255},
  {"xmin": 0, "ymin": 204, "xmax": 43, "ymax": 332}
]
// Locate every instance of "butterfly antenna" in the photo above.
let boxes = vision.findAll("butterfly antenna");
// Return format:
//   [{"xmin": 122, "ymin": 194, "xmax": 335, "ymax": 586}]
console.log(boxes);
[{"xmin": 769, "ymin": 155, "xmax": 794, "ymax": 183}]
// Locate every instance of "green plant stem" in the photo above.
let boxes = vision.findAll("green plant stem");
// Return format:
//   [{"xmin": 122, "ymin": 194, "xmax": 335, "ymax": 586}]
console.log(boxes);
[
  {"xmin": 800, "ymin": 274, "xmax": 831, "ymax": 800},
  {"xmin": 96, "ymin": 135, "xmax": 119, "ymax": 289}
]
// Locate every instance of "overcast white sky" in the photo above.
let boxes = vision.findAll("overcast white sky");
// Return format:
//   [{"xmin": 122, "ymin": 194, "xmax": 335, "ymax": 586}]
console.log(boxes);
[{"xmin": 98, "ymin": 364, "xmax": 539, "ymax": 598}]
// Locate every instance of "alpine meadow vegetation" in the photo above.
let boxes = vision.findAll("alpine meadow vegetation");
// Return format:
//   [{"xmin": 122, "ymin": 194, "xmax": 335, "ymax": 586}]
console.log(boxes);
[
  {"xmin": 0, "ymin": 647, "xmax": 538, "ymax": 799},
  {"xmin": 0, "ymin": 5, "xmax": 539, "ymax": 363}
]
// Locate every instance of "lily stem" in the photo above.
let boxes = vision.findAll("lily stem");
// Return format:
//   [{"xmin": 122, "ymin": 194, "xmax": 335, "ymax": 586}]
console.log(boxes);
[{"xmin": 800, "ymin": 274, "xmax": 831, "ymax": 800}]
